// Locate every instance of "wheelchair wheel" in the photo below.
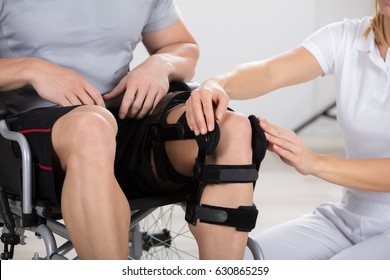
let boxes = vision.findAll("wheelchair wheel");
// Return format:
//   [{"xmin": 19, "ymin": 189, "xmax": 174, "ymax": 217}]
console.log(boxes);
[{"xmin": 129, "ymin": 204, "xmax": 198, "ymax": 260}]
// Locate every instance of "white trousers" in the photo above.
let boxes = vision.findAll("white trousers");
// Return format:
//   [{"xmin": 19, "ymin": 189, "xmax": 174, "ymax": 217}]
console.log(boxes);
[{"xmin": 246, "ymin": 197, "xmax": 390, "ymax": 260}]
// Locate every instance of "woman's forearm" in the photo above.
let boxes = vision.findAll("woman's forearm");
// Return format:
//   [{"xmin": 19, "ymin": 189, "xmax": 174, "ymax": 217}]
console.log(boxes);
[
  {"xmin": 219, "ymin": 47, "xmax": 324, "ymax": 100},
  {"xmin": 313, "ymin": 155, "xmax": 390, "ymax": 192},
  {"xmin": 261, "ymin": 118, "xmax": 390, "ymax": 193}
]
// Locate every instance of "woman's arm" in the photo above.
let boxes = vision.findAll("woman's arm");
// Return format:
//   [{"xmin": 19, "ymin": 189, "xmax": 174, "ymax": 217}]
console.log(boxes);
[
  {"xmin": 221, "ymin": 47, "xmax": 323, "ymax": 100},
  {"xmin": 186, "ymin": 47, "xmax": 323, "ymax": 135},
  {"xmin": 260, "ymin": 118, "xmax": 390, "ymax": 192}
]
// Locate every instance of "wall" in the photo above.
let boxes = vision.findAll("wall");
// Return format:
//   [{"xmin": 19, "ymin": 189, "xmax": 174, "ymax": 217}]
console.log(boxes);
[{"xmin": 132, "ymin": 0, "xmax": 373, "ymax": 129}]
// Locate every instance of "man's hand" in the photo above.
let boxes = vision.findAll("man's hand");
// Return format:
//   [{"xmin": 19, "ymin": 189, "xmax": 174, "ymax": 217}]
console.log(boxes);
[
  {"xmin": 31, "ymin": 59, "xmax": 105, "ymax": 107},
  {"xmin": 104, "ymin": 56, "xmax": 169, "ymax": 119}
]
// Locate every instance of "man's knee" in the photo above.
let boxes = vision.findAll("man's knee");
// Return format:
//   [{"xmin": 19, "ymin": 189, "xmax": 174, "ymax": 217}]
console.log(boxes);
[
  {"xmin": 52, "ymin": 106, "xmax": 117, "ymax": 163},
  {"xmin": 214, "ymin": 112, "xmax": 253, "ymax": 162}
]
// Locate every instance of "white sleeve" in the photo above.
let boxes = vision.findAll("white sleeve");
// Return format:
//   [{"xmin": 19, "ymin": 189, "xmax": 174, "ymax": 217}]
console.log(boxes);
[{"xmin": 300, "ymin": 21, "xmax": 347, "ymax": 75}]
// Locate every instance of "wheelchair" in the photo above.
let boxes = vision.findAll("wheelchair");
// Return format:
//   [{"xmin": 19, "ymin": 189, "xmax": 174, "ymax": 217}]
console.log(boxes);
[{"xmin": 0, "ymin": 81, "xmax": 264, "ymax": 260}]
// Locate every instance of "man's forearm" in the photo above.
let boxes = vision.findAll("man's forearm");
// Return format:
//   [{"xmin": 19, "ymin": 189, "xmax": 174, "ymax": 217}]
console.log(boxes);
[{"xmin": 0, "ymin": 57, "xmax": 38, "ymax": 91}]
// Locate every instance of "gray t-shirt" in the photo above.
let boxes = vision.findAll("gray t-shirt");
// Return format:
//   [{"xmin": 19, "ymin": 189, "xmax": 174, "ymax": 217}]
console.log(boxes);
[{"xmin": 0, "ymin": 0, "xmax": 180, "ymax": 114}]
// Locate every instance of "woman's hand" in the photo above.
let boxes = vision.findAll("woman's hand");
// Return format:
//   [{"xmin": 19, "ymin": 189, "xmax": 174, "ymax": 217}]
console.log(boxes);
[
  {"xmin": 185, "ymin": 78, "xmax": 230, "ymax": 135},
  {"xmin": 259, "ymin": 117, "xmax": 318, "ymax": 175}
]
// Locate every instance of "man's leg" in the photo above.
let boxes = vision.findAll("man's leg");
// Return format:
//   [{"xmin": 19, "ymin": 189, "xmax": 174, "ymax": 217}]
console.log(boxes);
[
  {"xmin": 164, "ymin": 106, "xmax": 254, "ymax": 259},
  {"xmin": 52, "ymin": 106, "xmax": 130, "ymax": 259}
]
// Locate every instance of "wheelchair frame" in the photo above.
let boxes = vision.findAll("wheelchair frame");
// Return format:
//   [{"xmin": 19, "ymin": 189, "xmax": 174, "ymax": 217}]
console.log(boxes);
[{"xmin": 0, "ymin": 82, "xmax": 264, "ymax": 260}]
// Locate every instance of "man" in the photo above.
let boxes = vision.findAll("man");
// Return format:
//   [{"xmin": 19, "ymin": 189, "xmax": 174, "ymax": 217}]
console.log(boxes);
[{"xmin": 0, "ymin": 0, "xmax": 264, "ymax": 259}]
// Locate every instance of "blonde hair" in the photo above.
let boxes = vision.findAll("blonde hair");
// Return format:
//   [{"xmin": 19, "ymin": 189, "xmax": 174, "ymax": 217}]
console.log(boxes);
[{"xmin": 364, "ymin": 0, "xmax": 389, "ymax": 46}]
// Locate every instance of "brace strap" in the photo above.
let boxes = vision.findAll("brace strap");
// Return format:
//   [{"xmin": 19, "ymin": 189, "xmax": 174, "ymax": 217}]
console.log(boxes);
[
  {"xmin": 193, "ymin": 161, "xmax": 259, "ymax": 184},
  {"xmin": 186, "ymin": 204, "xmax": 258, "ymax": 232}
]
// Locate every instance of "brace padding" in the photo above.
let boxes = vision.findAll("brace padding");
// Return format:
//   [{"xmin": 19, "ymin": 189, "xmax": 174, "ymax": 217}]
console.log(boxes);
[
  {"xmin": 248, "ymin": 115, "xmax": 268, "ymax": 173},
  {"xmin": 187, "ymin": 204, "xmax": 258, "ymax": 232}
]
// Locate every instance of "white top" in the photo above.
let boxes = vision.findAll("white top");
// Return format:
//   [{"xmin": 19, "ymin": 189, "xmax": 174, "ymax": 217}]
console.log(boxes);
[{"xmin": 301, "ymin": 17, "xmax": 390, "ymax": 211}]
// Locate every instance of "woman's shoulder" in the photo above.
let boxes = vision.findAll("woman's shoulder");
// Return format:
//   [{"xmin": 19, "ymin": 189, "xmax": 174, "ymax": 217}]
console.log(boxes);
[
  {"xmin": 325, "ymin": 16, "xmax": 371, "ymax": 35},
  {"xmin": 307, "ymin": 16, "xmax": 371, "ymax": 48}
]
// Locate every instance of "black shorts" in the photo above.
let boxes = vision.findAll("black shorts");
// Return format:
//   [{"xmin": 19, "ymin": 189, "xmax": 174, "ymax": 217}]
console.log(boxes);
[{"xmin": 7, "ymin": 93, "xmax": 191, "ymax": 207}]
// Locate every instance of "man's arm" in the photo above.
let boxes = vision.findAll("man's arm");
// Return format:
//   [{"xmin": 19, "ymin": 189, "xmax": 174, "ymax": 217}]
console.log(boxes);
[
  {"xmin": 0, "ymin": 57, "xmax": 105, "ymax": 107},
  {"xmin": 142, "ymin": 18, "xmax": 199, "ymax": 82},
  {"xmin": 0, "ymin": 58, "xmax": 35, "ymax": 91},
  {"xmin": 104, "ymin": 18, "xmax": 199, "ymax": 119}
]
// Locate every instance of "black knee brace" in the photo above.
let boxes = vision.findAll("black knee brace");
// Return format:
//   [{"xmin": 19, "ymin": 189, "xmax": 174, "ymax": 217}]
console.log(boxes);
[
  {"xmin": 185, "ymin": 115, "xmax": 267, "ymax": 232},
  {"xmin": 149, "ymin": 92, "xmax": 268, "ymax": 232}
]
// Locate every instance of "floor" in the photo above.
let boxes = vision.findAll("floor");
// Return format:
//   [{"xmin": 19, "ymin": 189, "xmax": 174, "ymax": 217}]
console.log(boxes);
[{"xmin": 9, "ymin": 116, "xmax": 344, "ymax": 260}]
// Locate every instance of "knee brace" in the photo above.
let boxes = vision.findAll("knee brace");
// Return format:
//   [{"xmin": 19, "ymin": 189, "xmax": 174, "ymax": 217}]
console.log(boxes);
[
  {"xmin": 185, "ymin": 115, "xmax": 267, "ymax": 232},
  {"xmin": 149, "ymin": 92, "xmax": 268, "ymax": 232}
]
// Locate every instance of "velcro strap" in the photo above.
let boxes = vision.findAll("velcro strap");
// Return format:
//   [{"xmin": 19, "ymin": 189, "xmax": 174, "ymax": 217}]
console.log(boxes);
[
  {"xmin": 190, "ymin": 204, "xmax": 258, "ymax": 232},
  {"xmin": 193, "ymin": 162, "xmax": 259, "ymax": 184}
]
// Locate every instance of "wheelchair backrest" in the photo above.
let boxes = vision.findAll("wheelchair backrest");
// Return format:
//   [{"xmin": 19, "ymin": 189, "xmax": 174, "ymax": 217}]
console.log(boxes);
[
  {"xmin": 0, "ymin": 97, "xmax": 25, "ymax": 200},
  {"xmin": 0, "ymin": 132, "xmax": 25, "ymax": 199}
]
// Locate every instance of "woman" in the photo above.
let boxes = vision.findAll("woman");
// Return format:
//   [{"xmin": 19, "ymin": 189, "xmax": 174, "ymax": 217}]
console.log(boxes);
[{"xmin": 186, "ymin": 0, "xmax": 390, "ymax": 259}]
